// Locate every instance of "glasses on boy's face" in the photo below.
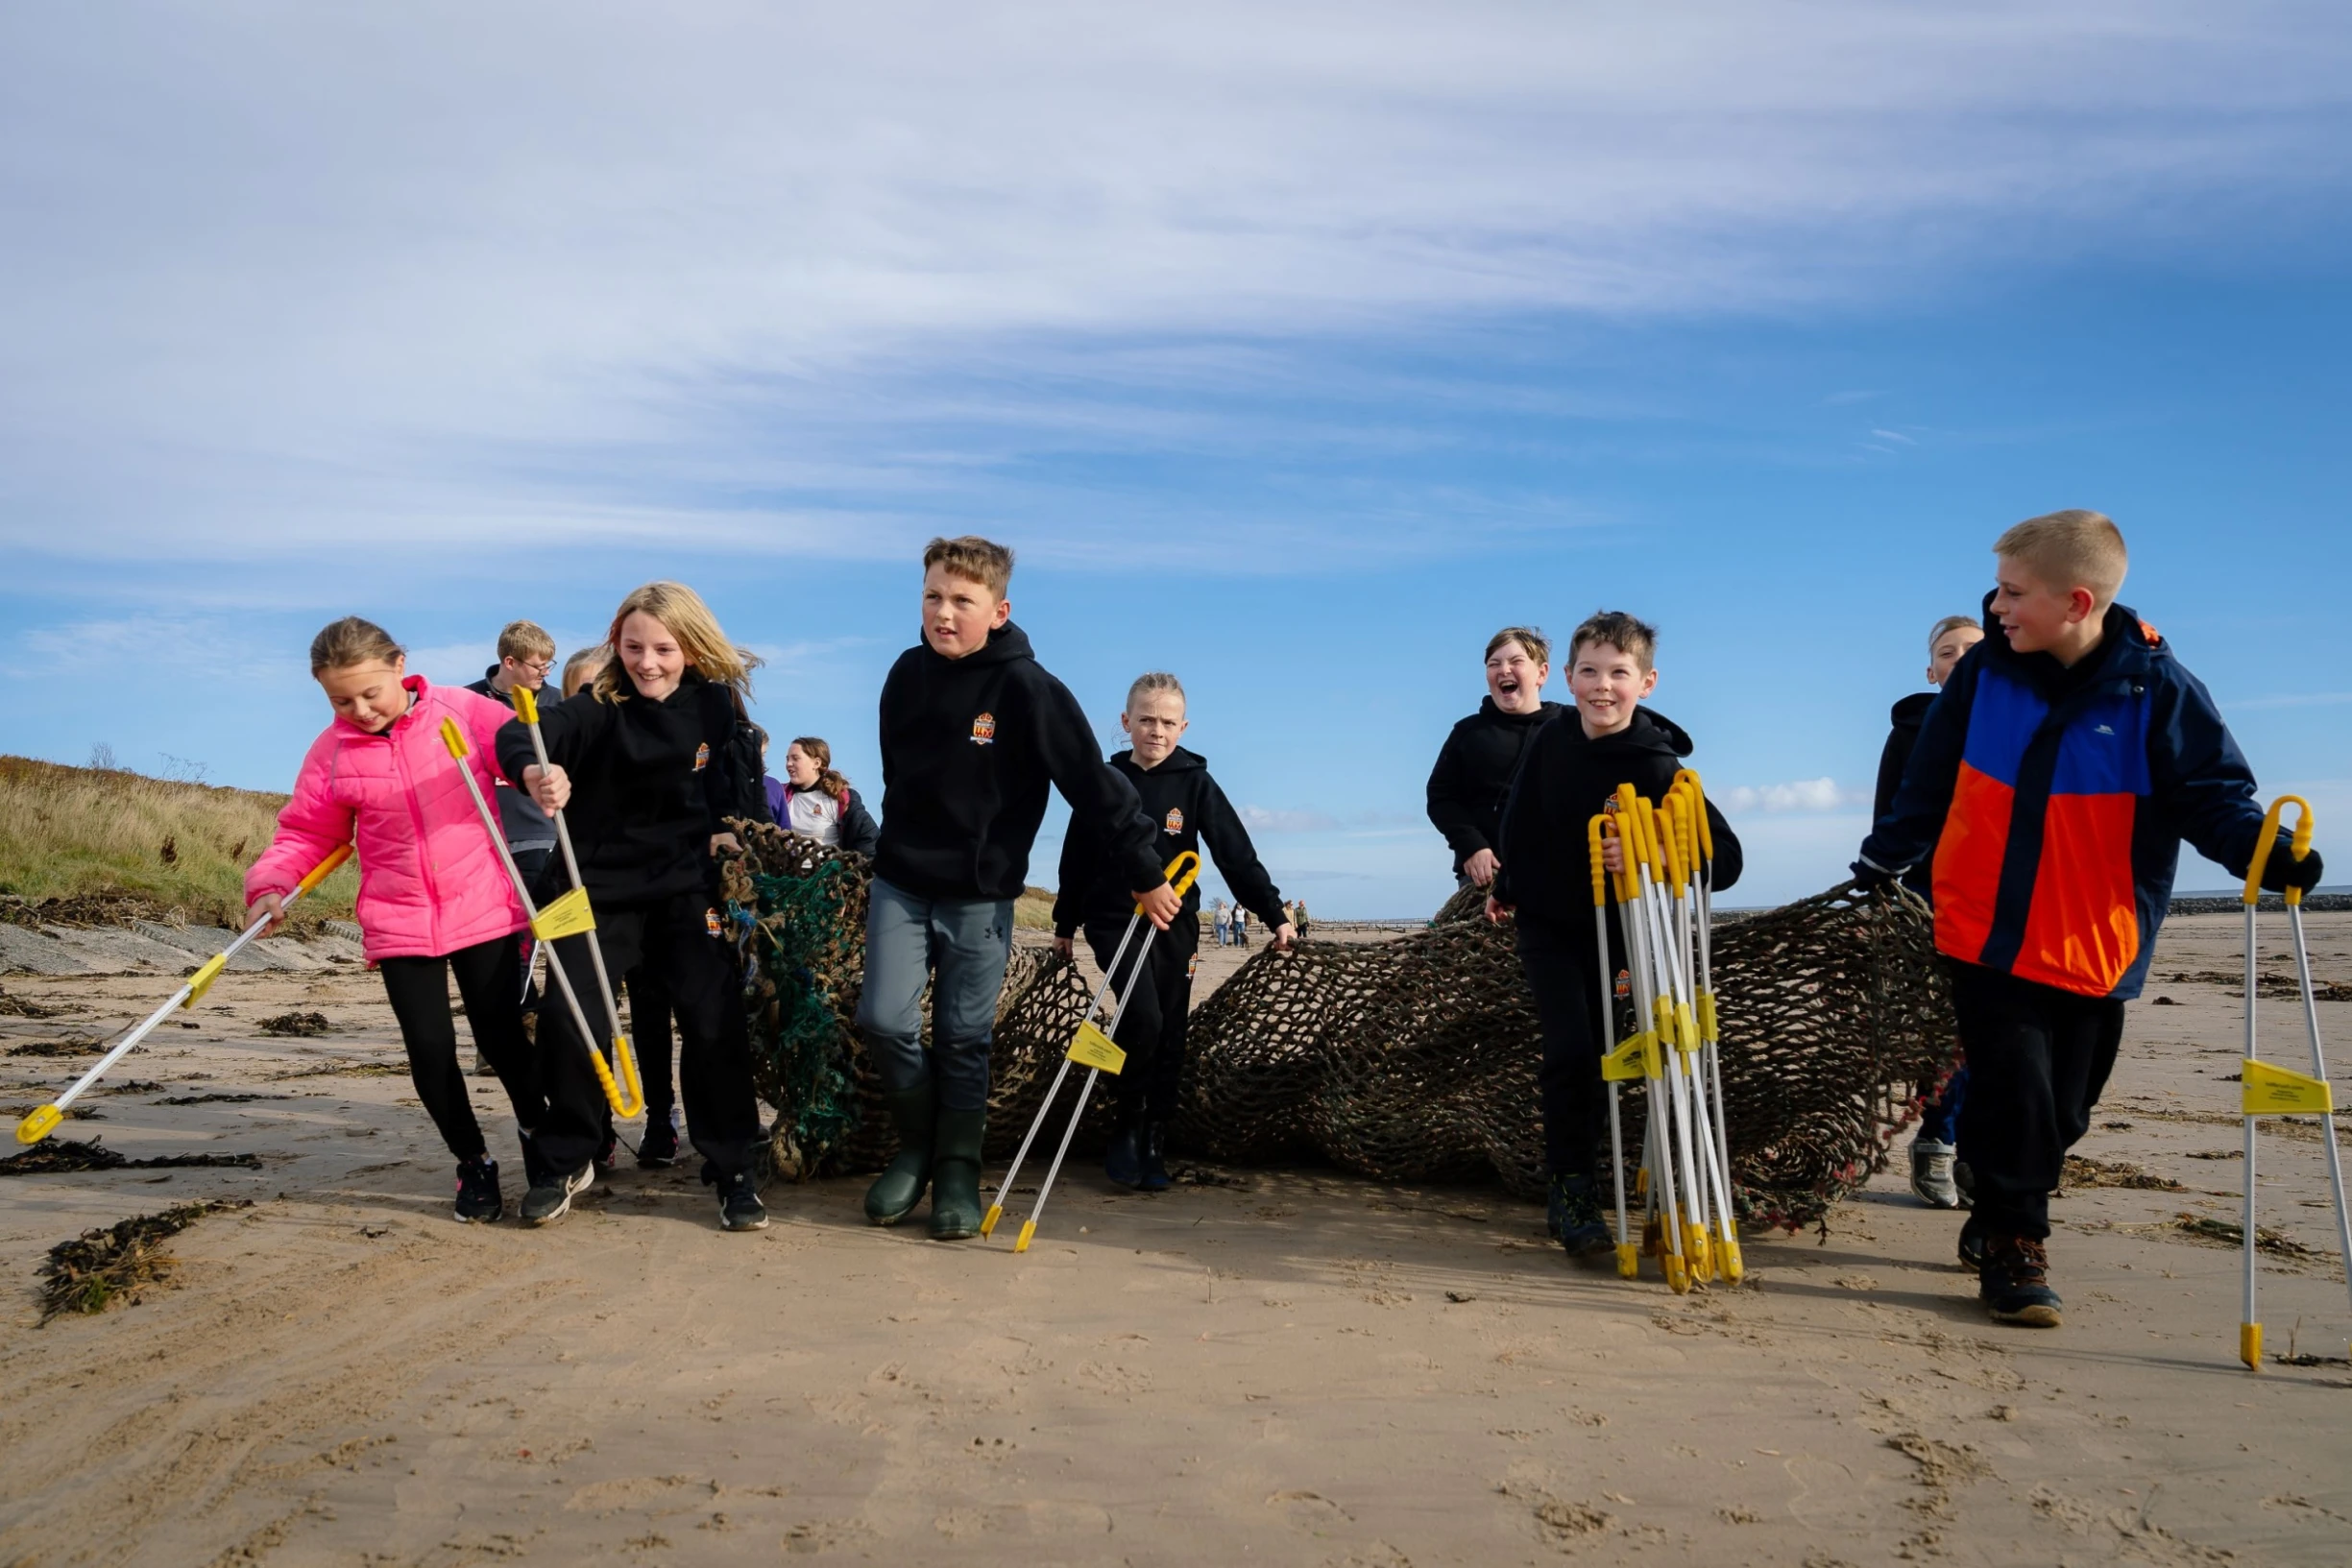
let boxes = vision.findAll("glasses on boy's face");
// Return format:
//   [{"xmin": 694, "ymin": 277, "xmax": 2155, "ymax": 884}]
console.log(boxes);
[{"xmin": 514, "ymin": 658, "xmax": 553, "ymax": 676}]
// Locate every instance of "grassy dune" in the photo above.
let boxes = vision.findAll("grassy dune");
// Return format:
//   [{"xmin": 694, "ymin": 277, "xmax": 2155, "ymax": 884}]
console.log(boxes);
[{"xmin": 0, "ymin": 756, "xmax": 357, "ymax": 930}]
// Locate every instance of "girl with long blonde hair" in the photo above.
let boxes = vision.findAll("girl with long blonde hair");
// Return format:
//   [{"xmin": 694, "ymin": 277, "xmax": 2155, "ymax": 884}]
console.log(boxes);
[{"xmin": 495, "ymin": 581, "xmax": 770, "ymax": 1230}]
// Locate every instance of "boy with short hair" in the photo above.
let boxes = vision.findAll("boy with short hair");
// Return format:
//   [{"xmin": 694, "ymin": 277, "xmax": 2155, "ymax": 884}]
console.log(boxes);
[
  {"xmin": 1489, "ymin": 612, "xmax": 1742, "ymax": 1257},
  {"xmin": 1054, "ymin": 672, "xmax": 1296, "ymax": 1191},
  {"xmin": 1859, "ymin": 510, "xmax": 2321, "ymax": 1327},
  {"xmin": 859, "ymin": 536, "xmax": 1177, "ymax": 1241},
  {"xmin": 467, "ymin": 620, "xmax": 563, "ymax": 887}
]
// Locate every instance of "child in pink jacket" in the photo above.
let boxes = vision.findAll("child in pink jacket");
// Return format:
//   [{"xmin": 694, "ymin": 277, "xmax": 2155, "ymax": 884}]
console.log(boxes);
[{"xmin": 247, "ymin": 616, "xmax": 546, "ymax": 1222}]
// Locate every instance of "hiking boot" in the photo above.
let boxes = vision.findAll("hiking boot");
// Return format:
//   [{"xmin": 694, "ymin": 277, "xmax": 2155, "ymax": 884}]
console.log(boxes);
[
  {"xmin": 927, "ymin": 1107, "xmax": 987, "ymax": 1241},
  {"xmin": 1547, "ymin": 1173, "xmax": 1614, "ymax": 1257},
  {"xmin": 1103, "ymin": 1124, "xmax": 1144, "ymax": 1189},
  {"xmin": 864, "ymin": 1080, "xmax": 935, "ymax": 1225},
  {"xmin": 1139, "ymin": 1122, "xmax": 1173, "ymax": 1194},
  {"xmin": 638, "ymin": 1114, "xmax": 680, "ymax": 1169},
  {"xmin": 1910, "ymin": 1138, "xmax": 1961, "ymax": 1209},
  {"xmin": 454, "ymin": 1156, "xmax": 502, "ymax": 1223},
  {"xmin": 715, "ymin": 1170, "xmax": 768, "ymax": 1231},
  {"xmin": 1979, "ymin": 1234, "xmax": 2063, "ymax": 1327},
  {"xmin": 1956, "ymin": 1214, "xmax": 1987, "ymax": 1271},
  {"xmin": 521, "ymin": 1163, "xmax": 594, "ymax": 1226}
]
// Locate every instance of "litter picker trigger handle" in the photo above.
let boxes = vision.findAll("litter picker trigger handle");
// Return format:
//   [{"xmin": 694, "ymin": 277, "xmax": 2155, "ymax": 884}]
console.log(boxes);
[
  {"xmin": 1587, "ymin": 814, "xmax": 1611, "ymax": 908},
  {"xmin": 2242, "ymin": 796, "xmax": 2310, "ymax": 906},
  {"xmin": 440, "ymin": 717, "xmax": 471, "ymax": 759},
  {"xmin": 1135, "ymin": 851, "xmax": 1202, "ymax": 913},
  {"xmin": 1675, "ymin": 768, "xmax": 1713, "ymax": 862},
  {"xmin": 514, "ymin": 684, "xmax": 539, "ymax": 725}
]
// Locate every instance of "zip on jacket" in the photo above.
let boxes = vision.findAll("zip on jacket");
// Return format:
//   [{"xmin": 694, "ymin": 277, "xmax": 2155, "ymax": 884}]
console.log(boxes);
[
  {"xmin": 873, "ymin": 621, "xmax": 1160, "ymax": 902},
  {"xmin": 1054, "ymin": 746, "xmax": 1286, "ymax": 938},
  {"xmin": 245, "ymin": 676, "xmax": 526, "ymax": 962},
  {"xmin": 1861, "ymin": 598, "xmax": 2271, "ymax": 1001}
]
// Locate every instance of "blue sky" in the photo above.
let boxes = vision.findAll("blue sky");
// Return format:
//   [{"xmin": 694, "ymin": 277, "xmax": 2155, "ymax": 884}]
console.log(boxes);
[{"xmin": 4, "ymin": 4, "xmax": 2348, "ymax": 915}]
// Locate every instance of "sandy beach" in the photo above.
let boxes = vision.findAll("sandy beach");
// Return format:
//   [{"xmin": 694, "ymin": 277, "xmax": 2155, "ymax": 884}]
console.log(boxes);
[{"xmin": 2, "ymin": 910, "xmax": 2348, "ymax": 1566}]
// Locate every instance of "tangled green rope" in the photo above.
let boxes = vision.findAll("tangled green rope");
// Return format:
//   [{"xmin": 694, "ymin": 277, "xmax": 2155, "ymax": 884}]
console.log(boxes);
[{"xmin": 728, "ymin": 854, "xmax": 865, "ymax": 1176}]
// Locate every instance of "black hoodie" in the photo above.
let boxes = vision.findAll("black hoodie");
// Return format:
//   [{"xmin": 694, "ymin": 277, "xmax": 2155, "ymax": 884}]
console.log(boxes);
[
  {"xmin": 1054, "ymin": 746, "xmax": 1286, "ymax": 939},
  {"xmin": 494, "ymin": 667, "xmax": 751, "ymax": 905},
  {"xmin": 1426, "ymin": 697, "xmax": 1564, "ymax": 874},
  {"xmin": 1874, "ymin": 691, "xmax": 1937, "ymax": 823},
  {"xmin": 467, "ymin": 665, "xmax": 559, "ymax": 851},
  {"xmin": 1491, "ymin": 706, "xmax": 1743, "ymax": 927},
  {"xmin": 874, "ymin": 621, "xmax": 1160, "ymax": 902}
]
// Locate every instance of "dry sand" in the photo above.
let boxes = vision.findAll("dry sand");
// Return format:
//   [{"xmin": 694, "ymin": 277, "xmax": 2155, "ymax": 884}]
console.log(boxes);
[{"xmin": 2, "ymin": 912, "xmax": 2348, "ymax": 1566}]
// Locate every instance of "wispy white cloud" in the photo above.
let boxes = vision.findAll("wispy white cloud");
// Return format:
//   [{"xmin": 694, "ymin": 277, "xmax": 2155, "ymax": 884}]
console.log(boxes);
[
  {"xmin": 1721, "ymin": 777, "xmax": 1869, "ymax": 813},
  {"xmin": 1, "ymin": 3, "xmax": 2344, "ymax": 568},
  {"xmin": 2230, "ymin": 692, "xmax": 2352, "ymax": 710},
  {"xmin": 1241, "ymin": 805, "xmax": 1342, "ymax": 834}
]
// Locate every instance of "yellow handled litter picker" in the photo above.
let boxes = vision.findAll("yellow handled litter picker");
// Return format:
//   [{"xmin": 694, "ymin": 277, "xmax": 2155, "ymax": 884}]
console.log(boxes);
[
  {"xmin": 1589, "ymin": 813, "xmax": 1639, "ymax": 1279},
  {"xmin": 440, "ymin": 716, "xmax": 644, "ymax": 1119},
  {"xmin": 14, "ymin": 844, "xmax": 353, "ymax": 1146},
  {"xmin": 982, "ymin": 851, "xmax": 1202, "ymax": 1253},
  {"xmin": 2236, "ymin": 796, "xmax": 2351, "ymax": 1368}
]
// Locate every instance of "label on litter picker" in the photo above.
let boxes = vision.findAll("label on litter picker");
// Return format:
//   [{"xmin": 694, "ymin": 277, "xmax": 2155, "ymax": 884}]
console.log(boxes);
[
  {"xmin": 529, "ymin": 887, "xmax": 597, "ymax": 941},
  {"xmin": 2242, "ymin": 1059, "xmax": 2334, "ymax": 1116},
  {"xmin": 1067, "ymin": 1021, "xmax": 1127, "ymax": 1075}
]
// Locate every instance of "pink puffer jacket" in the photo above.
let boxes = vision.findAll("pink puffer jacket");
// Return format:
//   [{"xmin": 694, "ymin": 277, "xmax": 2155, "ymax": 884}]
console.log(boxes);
[{"xmin": 247, "ymin": 676, "xmax": 529, "ymax": 962}]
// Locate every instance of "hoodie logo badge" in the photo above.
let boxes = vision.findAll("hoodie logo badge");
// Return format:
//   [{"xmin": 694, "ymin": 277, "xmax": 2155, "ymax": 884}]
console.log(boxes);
[
  {"xmin": 1164, "ymin": 808, "xmax": 1184, "ymax": 835},
  {"xmin": 692, "ymin": 742, "xmax": 711, "ymax": 772},
  {"xmin": 705, "ymin": 907, "xmax": 722, "ymax": 938},
  {"xmin": 971, "ymin": 712, "xmax": 996, "ymax": 746}
]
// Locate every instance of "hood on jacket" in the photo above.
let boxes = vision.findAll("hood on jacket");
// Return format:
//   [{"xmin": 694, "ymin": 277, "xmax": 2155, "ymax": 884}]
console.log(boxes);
[
  {"xmin": 1119, "ymin": 744, "xmax": 1206, "ymax": 776},
  {"xmin": 1889, "ymin": 690, "xmax": 1937, "ymax": 731},
  {"xmin": 1575, "ymin": 705, "xmax": 1693, "ymax": 760}
]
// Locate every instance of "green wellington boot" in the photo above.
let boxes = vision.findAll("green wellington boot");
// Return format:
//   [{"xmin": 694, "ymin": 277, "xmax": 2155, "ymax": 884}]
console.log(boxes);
[
  {"xmin": 927, "ymin": 1107, "xmax": 988, "ymax": 1241},
  {"xmin": 863, "ymin": 1080, "xmax": 935, "ymax": 1225}
]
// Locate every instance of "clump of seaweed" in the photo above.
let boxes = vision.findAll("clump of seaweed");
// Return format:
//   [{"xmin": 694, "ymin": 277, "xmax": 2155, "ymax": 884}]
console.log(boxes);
[
  {"xmin": 7, "ymin": 1034, "xmax": 102, "ymax": 1058},
  {"xmin": 2176, "ymin": 1213, "xmax": 2324, "ymax": 1259},
  {"xmin": 2061, "ymin": 1156, "xmax": 2182, "ymax": 1192},
  {"xmin": 255, "ymin": 1010, "xmax": 333, "ymax": 1037},
  {"xmin": 38, "ymin": 1198, "xmax": 254, "ymax": 1321},
  {"xmin": 0, "ymin": 1137, "xmax": 262, "ymax": 1176},
  {"xmin": 0, "ymin": 982, "xmax": 63, "ymax": 1018}
]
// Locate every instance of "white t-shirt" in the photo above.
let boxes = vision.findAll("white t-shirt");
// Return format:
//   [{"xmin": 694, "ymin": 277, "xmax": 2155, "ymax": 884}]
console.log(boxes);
[{"xmin": 787, "ymin": 787, "xmax": 844, "ymax": 846}]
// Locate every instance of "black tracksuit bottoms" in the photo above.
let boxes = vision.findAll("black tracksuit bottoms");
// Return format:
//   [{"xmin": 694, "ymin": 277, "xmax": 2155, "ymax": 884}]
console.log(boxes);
[
  {"xmin": 1515, "ymin": 913, "xmax": 1612, "ymax": 1183},
  {"xmin": 537, "ymin": 891, "xmax": 761, "ymax": 1178},
  {"xmin": 377, "ymin": 934, "xmax": 546, "ymax": 1164},
  {"xmin": 1084, "ymin": 918, "xmax": 1197, "ymax": 1124},
  {"xmin": 626, "ymin": 962, "xmax": 677, "ymax": 1122},
  {"xmin": 1948, "ymin": 960, "xmax": 2124, "ymax": 1241}
]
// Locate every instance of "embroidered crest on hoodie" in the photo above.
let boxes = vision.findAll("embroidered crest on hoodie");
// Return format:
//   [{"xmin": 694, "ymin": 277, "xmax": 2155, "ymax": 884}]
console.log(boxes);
[
  {"xmin": 692, "ymin": 741, "xmax": 710, "ymax": 772},
  {"xmin": 1164, "ymin": 808, "xmax": 1184, "ymax": 834},
  {"xmin": 970, "ymin": 712, "xmax": 996, "ymax": 746}
]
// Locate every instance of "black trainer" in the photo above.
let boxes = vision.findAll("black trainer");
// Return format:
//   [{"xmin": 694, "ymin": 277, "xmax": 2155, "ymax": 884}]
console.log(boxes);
[
  {"xmin": 1547, "ymin": 1173, "xmax": 1614, "ymax": 1257},
  {"xmin": 1979, "ymin": 1233, "xmax": 2062, "ymax": 1327},
  {"xmin": 638, "ymin": 1116, "xmax": 680, "ymax": 1169},
  {"xmin": 716, "ymin": 1170, "xmax": 767, "ymax": 1231},
  {"xmin": 521, "ymin": 1163, "xmax": 594, "ymax": 1226},
  {"xmin": 454, "ymin": 1156, "xmax": 502, "ymax": 1223}
]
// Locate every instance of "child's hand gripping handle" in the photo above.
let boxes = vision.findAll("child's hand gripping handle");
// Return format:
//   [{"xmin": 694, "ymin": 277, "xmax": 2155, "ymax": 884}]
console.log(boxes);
[
  {"xmin": 2243, "ymin": 796, "xmax": 2315, "ymax": 907},
  {"xmin": 1137, "ymin": 852, "xmax": 1202, "ymax": 912}
]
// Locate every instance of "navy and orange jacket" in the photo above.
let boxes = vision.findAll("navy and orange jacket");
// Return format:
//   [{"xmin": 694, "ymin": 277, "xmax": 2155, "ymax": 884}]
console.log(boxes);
[{"xmin": 1859, "ymin": 598, "xmax": 2270, "ymax": 1001}]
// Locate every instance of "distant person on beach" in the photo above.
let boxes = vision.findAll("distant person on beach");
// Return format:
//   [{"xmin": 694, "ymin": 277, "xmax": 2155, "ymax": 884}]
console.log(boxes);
[
  {"xmin": 767, "ymin": 736, "xmax": 880, "ymax": 856},
  {"xmin": 1488, "ymin": 611, "xmax": 1742, "ymax": 1258},
  {"xmin": 1428, "ymin": 627, "xmax": 1564, "ymax": 889},
  {"xmin": 501, "ymin": 582, "xmax": 771, "ymax": 1231},
  {"xmin": 1055, "ymin": 672, "xmax": 1294, "ymax": 1190},
  {"xmin": 856, "ymin": 537, "xmax": 1175, "ymax": 1241},
  {"xmin": 1231, "ymin": 905, "xmax": 1248, "ymax": 947},
  {"xmin": 1857, "ymin": 511, "xmax": 2318, "ymax": 1329},
  {"xmin": 1875, "ymin": 615, "xmax": 1984, "ymax": 1212},
  {"xmin": 247, "ymin": 616, "xmax": 546, "ymax": 1224},
  {"xmin": 1213, "ymin": 899, "xmax": 1231, "ymax": 946},
  {"xmin": 1294, "ymin": 899, "xmax": 1311, "ymax": 936}
]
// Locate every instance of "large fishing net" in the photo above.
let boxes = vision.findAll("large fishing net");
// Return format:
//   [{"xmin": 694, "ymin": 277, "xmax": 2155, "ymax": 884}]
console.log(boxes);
[{"xmin": 722, "ymin": 821, "xmax": 1956, "ymax": 1229}]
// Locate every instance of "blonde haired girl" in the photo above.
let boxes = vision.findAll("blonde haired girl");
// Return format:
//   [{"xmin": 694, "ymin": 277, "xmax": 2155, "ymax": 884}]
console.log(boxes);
[{"xmin": 496, "ymin": 582, "xmax": 770, "ymax": 1229}]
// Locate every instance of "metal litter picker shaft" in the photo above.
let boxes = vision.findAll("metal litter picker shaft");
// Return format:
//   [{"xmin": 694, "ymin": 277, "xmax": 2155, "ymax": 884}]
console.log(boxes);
[
  {"xmin": 983, "ymin": 852, "xmax": 1202, "ymax": 1253},
  {"xmin": 2236, "ymin": 795, "xmax": 2352, "ymax": 1368},
  {"xmin": 440, "ymin": 716, "xmax": 644, "ymax": 1119},
  {"xmin": 14, "ymin": 844, "xmax": 353, "ymax": 1146}
]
